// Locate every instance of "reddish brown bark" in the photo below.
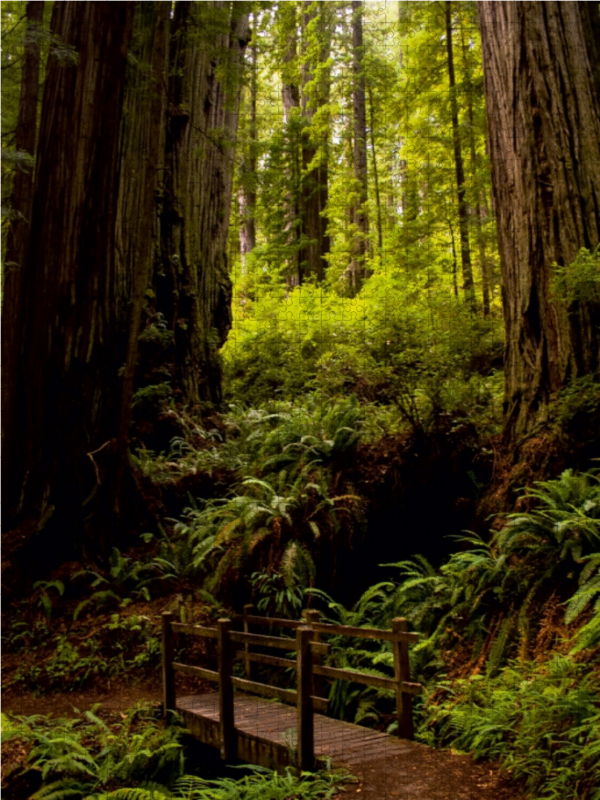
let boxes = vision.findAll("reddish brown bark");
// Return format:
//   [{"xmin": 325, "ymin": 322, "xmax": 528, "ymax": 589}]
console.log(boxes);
[
  {"xmin": 3, "ymin": 2, "xmax": 134, "ymax": 560},
  {"xmin": 478, "ymin": 1, "xmax": 600, "ymax": 445},
  {"xmin": 157, "ymin": 1, "xmax": 250, "ymax": 407},
  {"xmin": 1, "ymin": 1, "xmax": 44, "ymax": 508},
  {"xmin": 114, "ymin": 2, "xmax": 171, "ymax": 502}
]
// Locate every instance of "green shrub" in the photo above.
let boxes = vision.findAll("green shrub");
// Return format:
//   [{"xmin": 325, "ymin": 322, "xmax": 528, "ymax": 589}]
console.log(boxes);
[
  {"xmin": 2, "ymin": 708, "xmax": 351, "ymax": 800},
  {"xmin": 420, "ymin": 655, "xmax": 600, "ymax": 800}
]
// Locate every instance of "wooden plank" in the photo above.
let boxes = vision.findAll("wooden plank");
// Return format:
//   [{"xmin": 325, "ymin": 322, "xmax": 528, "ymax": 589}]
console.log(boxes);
[
  {"xmin": 392, "ymin": 617, "xmax": 414, "ymax": 740},
  {"xmin": 171, "ymin": 622, "xmax": 218, "ymax": 639},
  {"xmin": 297, "ymin": 625, "xmax": 314, "ymax": 771},
  {"xmin": 243, "ymin": 604, "xmax": 255, "ymax": 681},
  {"xmin": 401, "ymin": 681, "xmax": 423, "ymax": 696},
  {"xmin": 232, "ymin": 676, "xmax": 296, "ymax": 704},
  {"xmin": 303, "ymin": 609, "xmax": 324, "ymax": 698},
  {"xmin": 231, "ymin": 630, "xmax": 297, "ymax": 650},
  {"xmin": 231, "ymin": 676, "xmax": 328, "ymax": 712},
  {"xmin": 172, "ymin": 662, "xmax": 219, "ymax": 682},
  {"xmin": 235, "ymin": 613, "xmax": 302, "ymax": 630},
  {"xmin": 231, "ymin": 629, "xmax": 329, "ymax": 654},
  {"xmin": 310, "ymin": 621, "xmax": 420, "ymax": 643},
  {"xmin": 234, "ymin": 650, "xmax": 297, "ymax": 670},
  {"xmin": 313, "ymin": 663, "xmax": 396, "ymax": 690},
  {"xmin": 177, "ymin": 690, "xmax": 421, "ymax": 776},
  {"xmin": 218, "ymin": 619, "xmax": 235, "ymax": 760},
  {"xmin": 162, "ymin": 612, "xmax": 175, "ymax": 719}
]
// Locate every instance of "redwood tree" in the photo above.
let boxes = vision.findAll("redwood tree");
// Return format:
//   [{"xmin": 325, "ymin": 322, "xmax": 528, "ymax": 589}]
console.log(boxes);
[
  {"xmin": 478, "ymin": 1, "xmax": 600, "ymax": 445},
  {"xmin": 299, "ymin": 0, "xmax": 331, "ymax": 282},
  {"xmin": 3, "ymin": 2, "xmax": 134, "ymax": 562},
  {"xmin": 2, "ymin": 1, "xmax": 44, "ymax": 506},
  {"xmin": 157, "ymin": 1, "xmax": 250, "ymax": 407},
  {"xmin": 346, "ymin": 0, "xmax": 369, "ymax": 294}
]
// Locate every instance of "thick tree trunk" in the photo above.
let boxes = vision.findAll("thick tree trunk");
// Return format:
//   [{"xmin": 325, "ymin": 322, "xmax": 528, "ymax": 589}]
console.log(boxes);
[
  {"xmin": 114, "ymin": 2, "xmax": 170, "ymax": 500},
  {"xmin": 445, "ymin": 1, "xmax": 474, "ymax": 305},
  {"xmin": 347, "ymin": 0, "xmax": 369, "ymax": 293},
  {"xmin": 478, "ymin": 1, "xmax": 600, "ymax": 445},
  {"xmin": 299, "ymin": 0, "xmax": 330, "ymax": 282},
  {"xmin": 2, "ymin": 1, "xmax": 44, "ymax": 511},
  {"xmin": 158, "ymin": 1, "xmax": 249, "ymax": 407},
  {"xmin": 4, "ymin": 2, "xmax": 134, "ymax": 560}
]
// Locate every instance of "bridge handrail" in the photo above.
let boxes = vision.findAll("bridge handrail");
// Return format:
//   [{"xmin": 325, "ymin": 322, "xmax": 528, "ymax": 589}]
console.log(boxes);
[
  {"xmin": 162, "ymin": 607, "xmax": 422, "ymax": 769},
  {"xmin": 235, "ymin": 612, "xmax": 420, "ymax": 643}
]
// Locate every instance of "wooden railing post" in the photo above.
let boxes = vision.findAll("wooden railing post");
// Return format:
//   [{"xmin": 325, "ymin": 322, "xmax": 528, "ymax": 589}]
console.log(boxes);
[
  {"xmin": 392, "ymin": 617, "xmax": 414, "ymax": 740},
  {"xmin": 302, "ymin": 609, "xmax": 324, "ymax": 699},
  {"xmin": 218, "ymin": 618, "xmax": 235, "ymax": 760},
  {"xmin": 162, "ymin": 612, "xmax": 175, "ymax": 721},
  {"xmin": 243, "ymin": 603, "xmax": 254, "ymax": 681},
  {"xmin": 297, "ymin": 625, "xmax": 314, "ymax": 771}
]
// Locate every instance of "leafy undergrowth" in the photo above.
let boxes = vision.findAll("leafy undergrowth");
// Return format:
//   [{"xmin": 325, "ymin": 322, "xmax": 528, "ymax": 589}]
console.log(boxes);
[
  {"xmin": 3, "ymin": 428, "xmax": 599, "ymax": 800},
  {"xmin": 1, "ymin": 704, "xmax": 351, "ymax": 800},
  {"xmin": 1, "ymin": 590, "xmax": 222, "ymax": 697},
  {"xmin": 422, "ymin": 656, "xmax": 600, "ymax": 800}
]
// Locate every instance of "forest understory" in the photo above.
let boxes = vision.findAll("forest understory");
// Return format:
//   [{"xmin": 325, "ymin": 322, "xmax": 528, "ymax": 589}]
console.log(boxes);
[{"xmin": 2, "ymin": 1, "xmax": 600, "ymax": 799}]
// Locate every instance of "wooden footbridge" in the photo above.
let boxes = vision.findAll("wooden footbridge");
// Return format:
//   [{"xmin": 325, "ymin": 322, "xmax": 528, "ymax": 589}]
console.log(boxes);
[{"xmin": 162, "ymin": 607, "xmax": 423, "ymax": 772}]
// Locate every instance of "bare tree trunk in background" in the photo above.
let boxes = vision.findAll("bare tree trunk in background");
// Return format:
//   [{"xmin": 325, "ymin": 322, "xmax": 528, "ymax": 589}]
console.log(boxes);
[
  {"xmin": 2, "ymin": 1, "xmax": 44, "ymax": 512},
  {"xmin": 3, "ymin": 2, "xmax": 134, "ymax": 563},
  {"xmin": 347, "ymin": 0, "xmax": 369, "ymax": 294},
  {"xmin": 280, "ymin": 3, "xmax": 301, "ymax": 286},
  {"xmin": 478, "ymin": 1, "xmax": 600, "ymax": 446},
  {"xmin": 445, "ymin": 1, "xmax": 474, "ymax": 306},
  {"xmin": 299, "ymin": 0, "xmax": 330, "ymax": 282},
  {"xmin": 239, "ymin": 18, "xmax": 257, "ymax": 270},
  {"xmin": 367, "ymin": 84, "xmax": 383, "ymax": 253},
  {"xmin": 158, "ymin": 1, "xmax": 250, "ymax": 408}
]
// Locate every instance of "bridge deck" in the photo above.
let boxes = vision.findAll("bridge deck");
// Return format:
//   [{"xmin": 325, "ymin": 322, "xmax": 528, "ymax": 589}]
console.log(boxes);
[{"xmin": 177, "ymin": 692, "xmax": 416, "ymax": 770}]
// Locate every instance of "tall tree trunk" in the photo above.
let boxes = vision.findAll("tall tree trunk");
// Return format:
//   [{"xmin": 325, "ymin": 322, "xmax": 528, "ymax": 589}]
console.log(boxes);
[
  {"xmin": 157, "ymin": 1, "xmax": 250, "ymax": 408},
  {"xmin": 4, "ymin": 2, "xmax": 134, "ymax": 562},
  {"xmin": 2, "ymin": 1, "xmax": 44, "ymax": 512},
  {"xmin": 280, "ymin": 3, "xmax": 301, "ymax": 285},
  {"xmin": 367, "ymin": 84, "xmax": 383, "ymax": 253},
  {"xmin": 239, "ymin": 18, "xmax": 257, "ymax": 270},
  {"xmin": 114, "ymin": 2, "xmax": 170, "ymax": 504},
  {"xmin": 347, "ymin": 0, "xmax": 369, "ymax": 293},
  {"xmin": 460, "ymin": 16, "xmax": 490, "ymax": 317},
  {"xmin": 478, "ymin": 1, "xmax": 600, "ymax": 445},
  {"xmin": 445, "ymin": 1, "xmax": 474, "ymax": 305},
  {"xmin": 299, "ymin": 0, "xmax": 330, "ymax": 283}
]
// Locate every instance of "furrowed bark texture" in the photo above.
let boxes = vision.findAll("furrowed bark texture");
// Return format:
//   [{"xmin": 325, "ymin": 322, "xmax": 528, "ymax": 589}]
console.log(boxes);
[
  {"xmin": 114, "ymin": 2, "xmax": 170, "ymax": 497},
  {"xmin": 4, "ymin": 2, "xmax": 134, "ymax": 558},
  {"xmin": 158, "ymin": 1, "xmax": 250, "ymax": 407},
  {"xmin": 478, "ymin": 1, "xmax": 600, "ymax": 445},
  {"xmin": 2, "ymin": 1, "xmax": 44, "ymax": 512}
]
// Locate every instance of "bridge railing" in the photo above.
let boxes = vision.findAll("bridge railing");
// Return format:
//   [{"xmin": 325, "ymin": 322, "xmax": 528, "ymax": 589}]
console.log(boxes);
[{"xmin": 162, "ymin": 607, "xmax": 422, "ymax": 770}]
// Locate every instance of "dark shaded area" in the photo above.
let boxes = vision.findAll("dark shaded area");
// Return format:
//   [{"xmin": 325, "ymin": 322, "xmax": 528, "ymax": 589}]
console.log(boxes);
[{"xmin": 328, "ymin": 416, "xmax": 492, "ymax": 607}]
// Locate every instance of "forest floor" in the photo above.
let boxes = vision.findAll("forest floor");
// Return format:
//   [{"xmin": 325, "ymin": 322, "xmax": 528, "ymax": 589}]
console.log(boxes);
[{"xmin": 2, "ymin": 683, "xmax": 526, "ymax": 800}]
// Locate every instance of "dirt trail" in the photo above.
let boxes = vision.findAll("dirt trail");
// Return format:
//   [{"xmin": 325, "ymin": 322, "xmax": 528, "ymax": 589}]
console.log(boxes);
[{"xmin": 2, "ymin": 688, "xmax": 525, "ymax": 800}]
